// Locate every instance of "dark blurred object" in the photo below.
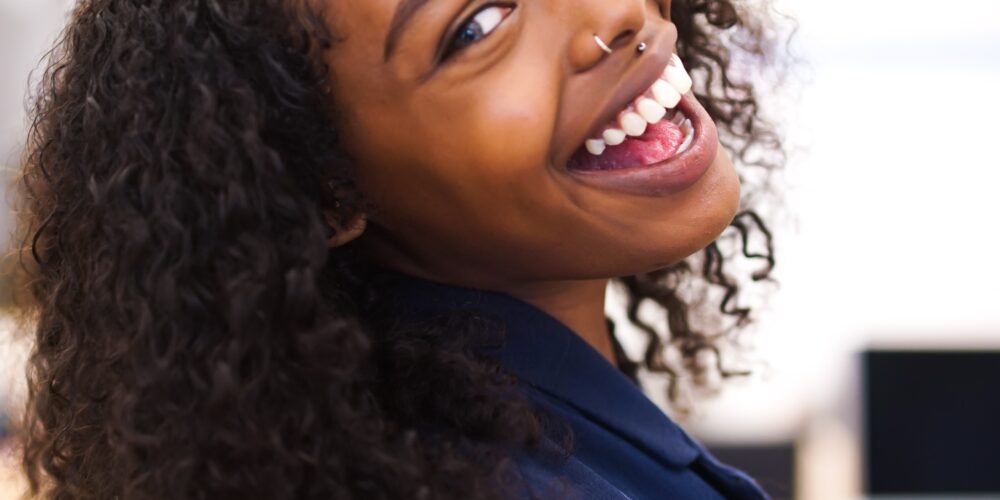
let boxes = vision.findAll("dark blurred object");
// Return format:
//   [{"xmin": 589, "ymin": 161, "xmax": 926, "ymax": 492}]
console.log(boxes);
[
  {"xmin": 708, "ymin": 443, "xmax": 795, "ymax": 500},
  {"xmin": 863, "ymin": 349, "xmax": 1000, "ymax": 494}
]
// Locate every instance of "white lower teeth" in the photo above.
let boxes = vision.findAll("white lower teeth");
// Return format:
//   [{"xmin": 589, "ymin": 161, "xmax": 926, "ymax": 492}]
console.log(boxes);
[{"xmin": 676, "ymin": 119, "xmax": 694, "ymax": 155}]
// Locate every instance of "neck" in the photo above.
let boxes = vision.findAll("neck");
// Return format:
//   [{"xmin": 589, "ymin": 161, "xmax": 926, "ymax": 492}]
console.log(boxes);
[{"xmin": 499, "ymin": 278, "xmax": 616, "ymax": 369}]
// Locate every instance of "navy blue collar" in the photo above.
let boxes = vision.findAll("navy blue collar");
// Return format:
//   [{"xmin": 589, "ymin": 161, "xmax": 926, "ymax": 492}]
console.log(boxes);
[{"xmin": 374, "ymin": 267, "xmax": 701, "ymax": 469}]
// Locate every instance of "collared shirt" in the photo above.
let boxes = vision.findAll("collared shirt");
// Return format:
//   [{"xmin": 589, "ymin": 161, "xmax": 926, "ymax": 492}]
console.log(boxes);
[{"xmin": 376, "ymin": 266, "xmax": 771, "ymax": 500}]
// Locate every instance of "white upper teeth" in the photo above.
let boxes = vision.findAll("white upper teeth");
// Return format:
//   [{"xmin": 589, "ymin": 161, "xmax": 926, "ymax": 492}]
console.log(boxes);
[
  {"xmin": 636, "ymin": 98, "xmax": 666, "ymax": 123},
  {"xmin": 665, "ymin": 53, "xmax": 693, "ymax": 95},
  {"xmin": 602, "ymin": 128, "xmax": 627, "ymax": 146},
  {"xmin": 585, "ymin": 139, "xmax": 606, "ymax": 155},
  {"xmin": 584, "ymin": 53, "xmax": 694, "ymax": 156},
  {"xmin": 664, "ymin": 66, "xmax": 692, "ymax": 96},
  {"xmin": 651, "ymin": 79, "xmax": 681, "ymax": 109},
  {"xmin": 620, "ymin": 112, "xmax": 647, "ymax": 136}
]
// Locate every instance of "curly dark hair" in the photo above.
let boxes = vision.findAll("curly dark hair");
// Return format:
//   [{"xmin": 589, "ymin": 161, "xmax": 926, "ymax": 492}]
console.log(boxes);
[{"xmin": 10, "ymin": 0, "xmax": 787, "ymax": 498}]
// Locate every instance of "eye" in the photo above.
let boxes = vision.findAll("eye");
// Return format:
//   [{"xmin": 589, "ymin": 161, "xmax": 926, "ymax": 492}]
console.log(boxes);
[{"xmin": 444, "ymin": 4, "xmax": 513, "ymax": 58}]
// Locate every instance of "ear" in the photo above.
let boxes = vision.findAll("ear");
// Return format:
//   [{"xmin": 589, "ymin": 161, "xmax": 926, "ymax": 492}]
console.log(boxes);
[{"xmin": 322, "ymin": 210, "xmax": 367, "ymax": 248}]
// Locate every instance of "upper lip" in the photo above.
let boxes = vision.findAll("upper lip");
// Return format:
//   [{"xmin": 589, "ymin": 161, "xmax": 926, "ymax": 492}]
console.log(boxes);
[{"xmin": 572, "ymin": 33, "xmax": 676, "ymax": 157}]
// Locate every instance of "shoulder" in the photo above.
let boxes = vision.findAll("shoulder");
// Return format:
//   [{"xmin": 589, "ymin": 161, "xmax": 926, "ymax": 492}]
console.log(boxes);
[{"xmin": 501, "ymin": 434, "xmax": 633, "ymax": 500}]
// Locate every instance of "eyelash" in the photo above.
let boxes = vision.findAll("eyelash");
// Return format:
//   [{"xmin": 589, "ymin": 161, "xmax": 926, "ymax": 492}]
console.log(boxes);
[{"xmin": 442, "ymin": 3, "xmax": 514, "ymax": 60}]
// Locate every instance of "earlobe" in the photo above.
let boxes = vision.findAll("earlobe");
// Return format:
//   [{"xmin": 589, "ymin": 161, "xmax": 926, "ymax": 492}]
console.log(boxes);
[{"xmin": 323, "ymin": 210, "xmax": 368, "ymax": 248}]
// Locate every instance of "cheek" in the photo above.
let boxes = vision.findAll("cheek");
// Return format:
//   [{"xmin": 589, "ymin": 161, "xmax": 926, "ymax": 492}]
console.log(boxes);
[
  {"xmin": 435, "ymin": 69, "xmax": 558, "ymax": 177},
  {"xmin": 385, "ymin": 85, "xmax": 560, "ymax": 217},
  {"xmin": 413, "ymin": 88, "xmax": 566, "ymax": 243},
  {"xmin": 345, "ymin": 75, "xmax": 572, "ymax": 266}
]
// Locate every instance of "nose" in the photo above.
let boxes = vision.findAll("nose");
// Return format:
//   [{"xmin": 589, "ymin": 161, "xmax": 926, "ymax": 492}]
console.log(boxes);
[{"xmin": 566, "ymin": 0, "xmax": 647, "ymax": 72}]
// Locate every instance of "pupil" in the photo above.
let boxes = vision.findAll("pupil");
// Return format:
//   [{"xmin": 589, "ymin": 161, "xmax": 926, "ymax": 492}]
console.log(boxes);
[{"xmin": 457, "ymin": 23, "xmax": 483, "ymax": 47}]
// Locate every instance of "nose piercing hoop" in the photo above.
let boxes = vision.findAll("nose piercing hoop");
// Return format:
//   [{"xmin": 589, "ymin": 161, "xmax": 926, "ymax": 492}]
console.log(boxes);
[
  {"xmin": 636, "ymin": 42, "xmax": 647, "ymax": 55},
  {"xmin": 593, "ymin": 34, "xmax": 613, "ymax": 54}
]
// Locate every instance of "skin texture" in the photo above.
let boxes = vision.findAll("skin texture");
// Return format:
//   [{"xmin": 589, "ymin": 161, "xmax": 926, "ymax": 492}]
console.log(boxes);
[{"xmin": 322, "ymin": 0, "xmax": 740, "ymax": 365}]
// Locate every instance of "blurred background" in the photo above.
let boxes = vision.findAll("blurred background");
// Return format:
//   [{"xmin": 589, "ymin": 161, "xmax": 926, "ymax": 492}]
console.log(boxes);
[{"xmin": 1, "ymin": 0, "xmax": 998, "ymax": 498}]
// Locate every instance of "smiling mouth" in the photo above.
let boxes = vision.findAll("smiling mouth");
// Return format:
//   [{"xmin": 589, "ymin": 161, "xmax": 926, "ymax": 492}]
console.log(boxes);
[
  {"xmin": 567, "ymin": 53, "xmax": 694, "ymax": 171},
  {"xmin": 563, "ymin": 53, "xmax": 721, "ymax": 197}
]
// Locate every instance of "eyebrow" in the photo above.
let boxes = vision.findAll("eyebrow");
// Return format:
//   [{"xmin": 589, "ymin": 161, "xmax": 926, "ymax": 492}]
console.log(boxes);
[{"xmin": 383, "ymin": 0, "xmax": 432, "ymax": 62}]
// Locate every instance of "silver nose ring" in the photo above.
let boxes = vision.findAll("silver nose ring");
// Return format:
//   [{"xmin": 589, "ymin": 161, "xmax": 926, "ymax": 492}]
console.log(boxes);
[{"xmin": 593, "ymin": 34, "xmax": 613, "ymax": 54}]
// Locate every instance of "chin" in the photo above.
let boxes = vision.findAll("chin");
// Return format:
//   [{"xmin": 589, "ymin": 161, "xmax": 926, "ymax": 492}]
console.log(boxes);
[
  {"xmin": 708, "ymin": 148, "xmax": 742, "ymax": 232},
  {"xmin": 646, "ymin": 148, "xmax": 741, "ymax": 271}
]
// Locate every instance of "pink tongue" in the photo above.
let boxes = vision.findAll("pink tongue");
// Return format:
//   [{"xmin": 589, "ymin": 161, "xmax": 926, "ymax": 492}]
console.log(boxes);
[{"xmin": 568, "ymin": 120, "xmax": 684, "ymax": 171}]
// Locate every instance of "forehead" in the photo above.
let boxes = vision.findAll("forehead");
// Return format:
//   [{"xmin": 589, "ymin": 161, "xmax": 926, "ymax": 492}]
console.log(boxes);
[
  {"xmin": 318, "ymin": 0, "xmax": 398, "ymax": 99},
  {"xmin": 322, "ymin": 0, "xmax": 435, "ymax": 80},
  {"xmin": 324, "ymin": 0, "xmax": 393, "ymax": 53},
  {"xmin": 320, "ymin": 0, "xmax": 459, "ymax": 100}
]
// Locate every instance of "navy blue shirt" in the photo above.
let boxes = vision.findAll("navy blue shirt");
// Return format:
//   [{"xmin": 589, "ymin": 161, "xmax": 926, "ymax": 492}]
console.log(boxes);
[{"xmin": 377, "ymin": 267, "xmax": 770, "ymax": 499}]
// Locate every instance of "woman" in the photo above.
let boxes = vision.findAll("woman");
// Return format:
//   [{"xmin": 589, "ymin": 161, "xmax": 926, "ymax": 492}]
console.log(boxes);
[{"xmin": 13, "ymin": 0, "xmax": 784, "ymax": 497}]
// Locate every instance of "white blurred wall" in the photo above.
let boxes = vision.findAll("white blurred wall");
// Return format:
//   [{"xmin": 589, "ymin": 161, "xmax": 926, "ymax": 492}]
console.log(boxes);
[
  {"xmin": 0, "ymin": 1, "xmax": 73, "ymax": 437},
  {"xmin": 0, "ymin": 0, "xmax": 73, "ymax": 251}
]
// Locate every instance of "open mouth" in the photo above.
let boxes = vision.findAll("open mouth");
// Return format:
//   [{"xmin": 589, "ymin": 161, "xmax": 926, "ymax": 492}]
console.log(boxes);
[
  {"xmin": 564, "ymin": 53, "xmax": 719, "ymax": 197},
  {"xmin": 568, "ymin": 53, "xmax": 694, "ymax": 171}
]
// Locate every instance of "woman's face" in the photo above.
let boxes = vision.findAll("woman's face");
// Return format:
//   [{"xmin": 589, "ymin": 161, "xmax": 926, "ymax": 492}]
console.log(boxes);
[{"xmin": 321, "ymin": 0, "xmax": 740, "ymax": 287}]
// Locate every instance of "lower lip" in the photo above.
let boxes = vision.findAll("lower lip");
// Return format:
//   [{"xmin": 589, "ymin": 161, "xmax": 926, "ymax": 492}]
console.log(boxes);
[{"xmin": 563, "ymin": 93, "xmax": 719, "ymax": 197}]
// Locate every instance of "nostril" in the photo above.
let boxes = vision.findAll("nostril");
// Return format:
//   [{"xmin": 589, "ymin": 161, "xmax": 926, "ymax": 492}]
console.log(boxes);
[{"xmin": 609, "ymin": 29, "xmax": 637, "ymax": 50}]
